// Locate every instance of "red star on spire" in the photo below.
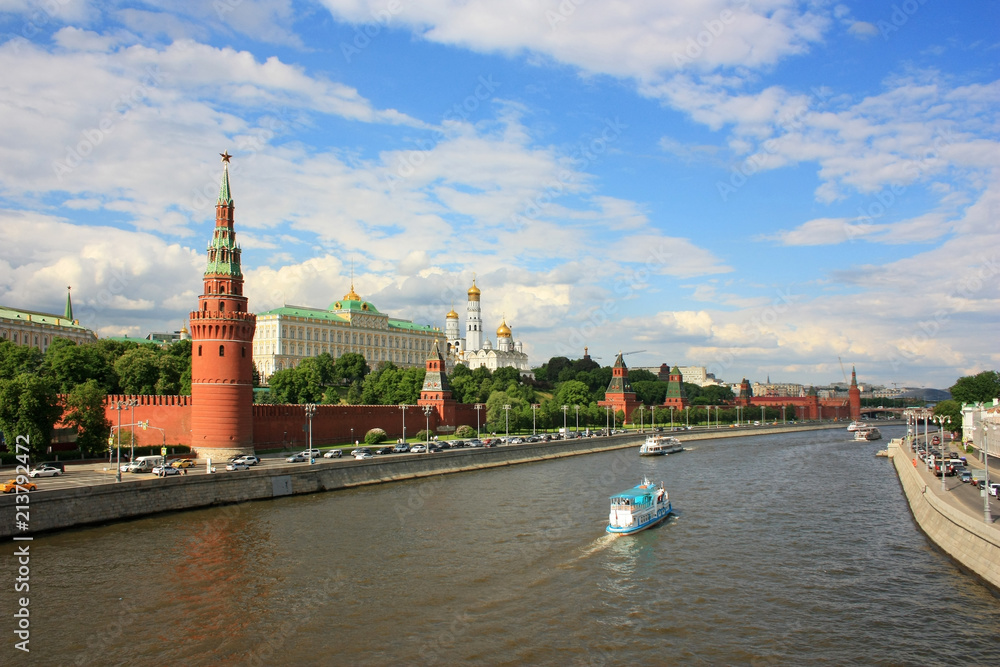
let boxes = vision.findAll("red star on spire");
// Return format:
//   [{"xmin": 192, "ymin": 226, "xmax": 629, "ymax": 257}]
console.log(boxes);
[{"xmin": 220, "ymin": 151, "xmax": 232, "ymax": 163}]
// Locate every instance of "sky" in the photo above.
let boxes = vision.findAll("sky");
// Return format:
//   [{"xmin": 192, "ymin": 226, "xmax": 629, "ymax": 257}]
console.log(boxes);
[{"xmin": 0, "ymin": 0, "xmax": 998, "ymax": 391}]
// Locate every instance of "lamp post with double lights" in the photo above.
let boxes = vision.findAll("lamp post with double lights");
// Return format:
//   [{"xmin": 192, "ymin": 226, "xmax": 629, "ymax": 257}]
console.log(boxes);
[
  {"xmin": 562, "ymin": 405, "xmax": 569, "ymax": 438},
  {"xmin": 474, "ymin": 403, "xmax": 483, "ymax": 440},
  {"xmin": 304, "ymin": 404, "xmax": 316, "ymax": 464},
  {"xmin": 670, "ymin": 406, "xmax": 675, "ymax": 431},
  {"xmin": 400, "ymin": 404, "xmax": 408, "ymax": 444},
  {"xmin": 760, "ymin": 405, "xmax": 765, "ymax": 425},
  {"xmin": 714, "ymin": 406, "xmax": 720, "ymax": 429},
  {"xmin": 532, "ymin": 404, "xmax": 539, "ymax": 435},
  {"xmin": 685, "ymin": 406, "xmax": 690, "ymax": 428},
  {"xmin": 423, "ymin": 405, "xmax": 433, "ymax": 452},
  {"xmin": 113, "ymin": 401, "xmax": 126, "ymax": 482},
  {"xmin": 605, "ymin": 405, "xmax": 611, "ymax": 435},
  {"xmin": 781, "ymin": 405, "xmax": 786, "ymax": 425},
  {"xmin": 638, "ymin": 405, "xmax": 644, "ymax": 433},
  {"xmin": 127, "ymin": 399, "xmax": 137, "ymax": 462},
  {"xmin": 932, "ymin": 415, "xmax": 950, "ymax": 490},
  {"xmin": 574, "ymin": 404, "xmax": 580, "ymax": 435},
  {"xmin": 504, "ymin": 404, "xmax": 511, "ymax": 441}
]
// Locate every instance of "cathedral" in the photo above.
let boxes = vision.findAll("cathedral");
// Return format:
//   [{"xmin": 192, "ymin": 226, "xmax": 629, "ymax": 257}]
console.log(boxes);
[{"xmin": 445, "ymin": 279, "xmax": 532, "ymax": 376}]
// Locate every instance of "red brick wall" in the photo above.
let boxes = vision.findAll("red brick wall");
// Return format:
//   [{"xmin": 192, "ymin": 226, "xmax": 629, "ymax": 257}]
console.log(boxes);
[{"xmin": 102, "ymin": 395, "xmax": 194, "ymax": 447}]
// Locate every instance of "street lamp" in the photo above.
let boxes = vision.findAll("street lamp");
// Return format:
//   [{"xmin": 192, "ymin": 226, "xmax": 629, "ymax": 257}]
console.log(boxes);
[
  {"xmin": 113, "ymin": 401, "xmax": 125, "ymax": 482},
  {"xmin": 605, "ymin": 405, "xmax": 610, "ymax": 435},
  {"xmin": 504, "ymin": 404, "xmax": 511, "ymax": 441},
  {"xmin": 685, "ymin": 406, "xmax": 690, "ymax": 428},
  {"xmin": 714, "ymin": 406, "xmax": 719, "ymax": 429},
  {"xmin": 781, "ymin": 405, "xmax": 786, "ymax": 425},
  {"xmin": 304, "ymin": 404, "xmax": 316, "ymax": 464},
  {"xmin": 127, "ymin": 399, "xmax": 137, "ymax": 462},
  {"xmin": 760, "ymin": 405, "xmax": 765, "ymax": 425},
  {"xmin": 562, "ymin": 405, "xmax": 569, "ymax": 437},
  {"xmin": 474, "ymin": 403, "xmax": 483, "ymax": 440},
  {"xmin": 575, "ymin": 404, "xmax": 580, "ymax": 435},
  {"xmin": 670, "ymin": 406, "xmax": 674, "ymax": 431},
  {"xmin": 933, "ymin": 415, "xmax": 950, "ymax": 490},
  {"xmin": 532, "ymin": 404, "xmax": 539, "ymax": 435},
  {"xmin": 400, "ymin": 404, "xmax": 408, "ymax": 443},
  {"xmin": 423, "ymin": 405, "xmax": 433, "ymax": 451},
  {"xmin": 984, "ymin": 424, "xmax": 995, "ymax": 524},
  {"xmin": 638, "ymin": 405, "xmax": 644, "ymax": 433}
]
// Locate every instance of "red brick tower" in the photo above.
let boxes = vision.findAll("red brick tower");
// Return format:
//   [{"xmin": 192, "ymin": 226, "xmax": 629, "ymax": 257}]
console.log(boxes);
[
  {"xmin": 418, "ymin": 340, "xmax": 457, "ymax": 428},
  {"xmin": 598, "ymin": 351, "xmax": 640, "ymax": 424},
  {"xmin": 662, "ymin": 365, "xmax": 690, "ymax": 411},
  {"xmin": 188, "ymin": 152, "xmax": 257, "ymax": 459},
  {"xmin": 848, "ymin": 366, "xmax": 861, "ymax": 420}
]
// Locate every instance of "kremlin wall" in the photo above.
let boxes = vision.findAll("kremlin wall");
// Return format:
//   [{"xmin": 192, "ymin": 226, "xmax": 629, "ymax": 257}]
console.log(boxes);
[{"xmin": 86, "ymin": 155, "xmax": 859, "ymax": 457}]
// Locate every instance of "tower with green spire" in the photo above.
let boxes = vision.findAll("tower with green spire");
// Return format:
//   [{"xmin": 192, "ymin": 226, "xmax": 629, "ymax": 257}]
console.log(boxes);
[
  {"xmin": 188, "ymin": 152, "xmax": 257, "ymax": 458},
  {"xmin": 64, "ymin": 286, "xmax": 73, "ymax": 322}
]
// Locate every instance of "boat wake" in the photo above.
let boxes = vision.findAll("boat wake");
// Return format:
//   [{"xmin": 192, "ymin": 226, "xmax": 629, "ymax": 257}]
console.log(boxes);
[{"xmin": 559, "ymin": 533, "xmax": 621, "ymax": 568}]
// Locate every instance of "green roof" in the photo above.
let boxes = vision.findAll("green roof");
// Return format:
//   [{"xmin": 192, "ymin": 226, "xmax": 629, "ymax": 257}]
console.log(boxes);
[
  {"xmin": 388, "ymin": 319, "xmax": 437, "ymax": 333},
  {"xmin": 0, "ymin": 305, "xmax": 90, "ymax": 331},
  {"xmin": 327, "ymin": 299, "xmax": 382, "ymax": 314},
  {"xmin": 218, "ymin": 163, "xmax": 233, "ymax": 205},
  {"xmin": 257, "ymin": 306, "xmax": 349, "ymax": 322}
]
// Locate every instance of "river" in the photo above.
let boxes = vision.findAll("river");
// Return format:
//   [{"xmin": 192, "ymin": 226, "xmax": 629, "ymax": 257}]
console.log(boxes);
[{"xmin": 7, "ymin": 423, "xmax": 1000, "ymax": 665}]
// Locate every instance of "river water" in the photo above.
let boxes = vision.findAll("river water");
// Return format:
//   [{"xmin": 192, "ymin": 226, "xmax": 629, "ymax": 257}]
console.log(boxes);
[{"xmin": 7, "ymin": 424, "xmax": 1000, "ymax": 665}]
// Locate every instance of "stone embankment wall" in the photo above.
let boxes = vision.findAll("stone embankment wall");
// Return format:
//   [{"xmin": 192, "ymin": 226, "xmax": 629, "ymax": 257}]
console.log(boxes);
[
  {"xmin": 0, "ymin": 423, "xmax": 838, "ymax": 539},
  {"xmin": 889, "ymin": 439, "xmax": 1000, "ymax": 591}
]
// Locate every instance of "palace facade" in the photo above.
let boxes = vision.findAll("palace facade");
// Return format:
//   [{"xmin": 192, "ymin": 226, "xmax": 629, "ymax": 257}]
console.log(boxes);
[{"xmin": 0, "ymin": 288, "xmax": 96, "ymax": 351}]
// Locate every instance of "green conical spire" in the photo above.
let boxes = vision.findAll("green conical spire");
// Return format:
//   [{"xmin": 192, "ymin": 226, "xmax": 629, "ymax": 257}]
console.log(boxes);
[
  {"xmin": 64, "ymin": 286, "xmax": 73, "ymax": 321},
  {"xmin": 218, "ymin": 151, "xmax": 233, "ymax": 205}
]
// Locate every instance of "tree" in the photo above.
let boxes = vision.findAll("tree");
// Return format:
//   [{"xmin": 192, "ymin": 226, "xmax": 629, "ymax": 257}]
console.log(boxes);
[
  {"xmin": 335, "ymin": 353, "xmax": 369, "ymax": 385},
  {"xmin": 0, "ymin": 374, "xmax": 62, "ymax": 457},
  {"xmin": 0, "ymin": 340, "xmax": 43, "ymax": 380},
  {"xmin": 629, "ymin": 369, "xmax": 657, "ymax": 383},
  {"xmin": 64, "ymin": 380, "xmax": 112, "ymax": 456},
  {"xmin": 555, "ymin": 380, "xmax": 591, "ymax": 409},
  {"xmin": 949, "ymin": 371, "xmax": 1000, "ymax": 404},
  {"xmin": 933, "ymin": 399, "xmax": 962, "ymax": 432},
  {"xmin": 41, "ymin": 338, "xmax": 116, "ymax": 394},
  {"xmin": 114, "ymin": 345, "xmax": 164, "ymax": 395},
  {"xmin": 346, "ymin": 380, "xmax": 363, "ymax": 405}
]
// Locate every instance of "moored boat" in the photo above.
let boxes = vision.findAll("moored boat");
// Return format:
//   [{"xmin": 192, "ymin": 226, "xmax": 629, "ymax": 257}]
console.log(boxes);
[
  {"xmin": 854, "ymin": 426, "xmax": 882, "ymax": 441},
  {"xmin": 847, "ymin": 420, "xmax": 870, "ymax": 432},
  {"xmin": 638, "ymin": 434, "xmax": 684, "ymax": 456},
  {"xmin": 606, "ymin": 477, "xmax": 672, "ymax": 535}
]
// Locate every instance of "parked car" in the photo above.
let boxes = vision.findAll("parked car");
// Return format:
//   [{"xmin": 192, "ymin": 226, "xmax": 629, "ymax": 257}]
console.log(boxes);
[
  {"xmin": 234, "ymin": 455, "xmax": 260, "ymax": 466},
  {"xmin": 38, "ymin": 461, "xmax": 65, "ymax": 472},
  {"xmin": 300, "ymin": 449, "xmax": 321, "ymax": 459},
  {"xmin": 436, "ymin": 442, "xmax": 451, "ymax": 450},
  {"xmin": 960, "ymin": 471, "xmax": 973, "ymax": 483},
  {"xmin": 1, "ymin": 479, "xmax": 36, "ymax": 493},
  {"xmin": 410, "ymin": 444, "xmax": 426, "ymax": 453},
  {"xmin": 323, "ymin": 449, "xmax": 343, "ymax": 458},
  {"xmin": 466, "ymin": 440, "xmax": 483, "ymax": 448},
  {"xmin": 428, "ymin": 444, "xmax": 442, "ymax": 453},
  {"xmin": 350, "ymin": 447, "xmax": 372, "ymax": 457},
  {"xmin": 931, "ymin": 436, "xmax": 941, "ymax": 445},
  {"xmin": 170, "ymin": 459, "xmax": 196, "ymax": 469},
  {"xmin": 151, "ymin": 466, "xmax": 182, "ymax": 476},
  {"xmin": 285, "ymin": 453, "xmax": 308, "ymax": 463},
  {"xmin": 450, "ymin": 440, "xmax": 465, "ymax": 448},
  {"xmin": 990, "ymin": 483, "xmax": 1000, "ymax": 498},
  {"xmin": 354, "ymin": 452, "xmax": 373, "ymax": 460},
  {"xmin": 376, "ymin": 447, "xmax": 394, "ymax": 455},
  {"xmin": 392, "ymin": 443, "xmax": 410, "ymax": 453},
  {"xmin": 225, "ymin": 461, "xmax": 250, "ymax": 471},
  {"xmin": 28, "ymin": 465, "xmax": 62, "ymax": 478}
]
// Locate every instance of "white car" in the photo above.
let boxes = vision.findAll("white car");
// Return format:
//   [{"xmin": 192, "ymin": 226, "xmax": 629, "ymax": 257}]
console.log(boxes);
[
  {"xmin": 410, "ymin": 444, "xmax": 426, "ymax": 453},
  {"xmin": 300, "ymin": 449, "xmax": 321, "ymax": 459},
  {"xmin": 151, "ymin": 466, "xmax": 182, "ymax": 476},
  {"xmin": 234, "ymin": 455, "xmax": 260, "ymax": 466},
  {"xmin": 226, "ymin": 461, "xmax": 250, "ymax": 471},
  {"xmin": 28, "ymin": 466, "xmax": 62, "ymax": 478},
  {"xmin": 354, "ymin": 452, "xmax": 373, "ymax": 460},
  {"xmin": 323, "ymin": 449, "xmax": 343, "ymax": 458},
  {"xmin": 285, "ymin": 453, "xmax": 308, "ymax": 463}
]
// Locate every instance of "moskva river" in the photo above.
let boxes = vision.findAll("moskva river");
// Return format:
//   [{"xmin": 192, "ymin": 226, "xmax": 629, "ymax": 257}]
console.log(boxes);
[{"xmin": 8, "ymin": 424, "xmax": 1000, "ymax": 665}]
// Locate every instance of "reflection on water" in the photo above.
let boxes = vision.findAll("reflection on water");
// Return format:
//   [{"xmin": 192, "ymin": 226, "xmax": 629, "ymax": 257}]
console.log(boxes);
[{"xmin": 7, "ymin": 424, "xmax": 1000, "ymax": 665}]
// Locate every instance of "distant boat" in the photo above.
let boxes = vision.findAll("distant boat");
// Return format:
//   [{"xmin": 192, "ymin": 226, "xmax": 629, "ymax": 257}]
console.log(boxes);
[
  {"xmin": 854, "ymin": 426, "xmax": 882, "ymax": 441},
  {"xmin": 638, "ymin": 434, "xmax": 684, "ymax": 456},
  {"xmin": 847, "ymin": 421, "xmax": 870, "ymax": 432},
  {"xmin": 606, "ymin": 477, "xmax": 673, "ymax": 535}
]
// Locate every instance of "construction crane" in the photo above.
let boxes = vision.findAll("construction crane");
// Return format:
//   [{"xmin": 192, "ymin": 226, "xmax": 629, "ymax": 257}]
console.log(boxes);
[
  {"xmin": 838, "ymin": 356, "xmax": 849, "ymax": 384},
  {"xmin": 590, "ymin": 349, "xmax": 646, "ymax": 360}
]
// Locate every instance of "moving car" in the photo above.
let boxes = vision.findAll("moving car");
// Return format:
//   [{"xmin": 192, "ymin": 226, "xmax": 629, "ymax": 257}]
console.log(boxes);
[
  {"xmin": 234, "ymin": 455, "xmax": 260, "ymax": 466},
  {"xmin": 1, "ymin": 479, "xmax": 36, "ymax": 493},
  {"xmin": 300, "ymin": 449, "xmax": 321, "ymax": 459},
  {"xmin": 350, "ymin": 447, "xmax": 373, "ymax": 457},
  {"xmin": 323, "ymin": 449, "xmax": 343, "ymax": 458},
  {"xmin": 225, "ymin": 461, "xmax": 250, "ymax": 471},
  {"xmin": 960, "ymin": 471, "xmax": 973, "ymax": 483},
  {"xmin": 28, "ymin": 465, "xmax": 62, "ymax": 478},
  {"xmin": 410, "ymin": 444, "xmax": 426, "ymax": 453},
  {"xmin": 170, "ymin": 459, "xmax": 196, "ymax": 469},
  {"xmin": 392, "ymin": 443, "xmax": 410, "ymax": 453},
  {"xmin": 354, "ymin": 452, "xmax": 373, "ymax": 460},
  {"xmin": 932, "ymin": 436, "xmax": 941, "ymax": 445},
  {"xmin": 285, "ymin": 453, "xmax": 308, "ymax": 463},
  {"xmin": 375, "ymin": 447, "xmax": 394, "ymax": 455},
  {"xmin": 38, "ymin": 461, "xmax": 65, "ymax": 472},
  {"xmin": 151, "ymin": 466, "xmax": 182, "ymax": 476}
]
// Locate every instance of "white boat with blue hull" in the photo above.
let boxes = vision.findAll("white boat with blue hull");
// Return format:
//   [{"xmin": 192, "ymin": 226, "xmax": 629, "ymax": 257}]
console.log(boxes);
[
  {"xmin": 606, "ymin": 478, "xmax": 673, "ymax": 535},
  {"xmin": 638, "ymin": 434, "xmax": 683, "ymax": 456}
]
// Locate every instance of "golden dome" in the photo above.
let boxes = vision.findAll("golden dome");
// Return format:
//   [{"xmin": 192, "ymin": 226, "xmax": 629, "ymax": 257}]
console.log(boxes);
[
  {"xmin": 343, "ymin": 281, "xmax": 361, "ymax": 301},
  {"xmin": 467, "ymin": 279, "xmax": 481, "ymax": 300},
  {"xmin": 446, "ymin": 306, "xmax": 459, "ymax": 319},
  {"xmin": 496, "ymin": 318, "xmax": 512, "ymax": 337}
]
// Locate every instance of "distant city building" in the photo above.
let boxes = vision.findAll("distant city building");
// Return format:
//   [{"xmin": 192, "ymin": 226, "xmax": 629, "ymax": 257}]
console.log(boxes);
[
  {"xmin": 752, "ymin": 382, "xmax": 805, "ymax": 397},
  {"xmin": 143, "ymin": 328, "xmax": 191, "ymax": 345},
  {"xmin": 0, "ymin": 287, "xmax": 96, "ymax": 351},
  {"xmin": 445, "ymin": 279, "xmax": 531, "ymax": 376},
  {"xmin": 677, "ymin": 366, "xmax": 723, "ymax": 387},
  {"xmin": 252, "ymin": 281, "xmax": 446, "ymax": 383}
]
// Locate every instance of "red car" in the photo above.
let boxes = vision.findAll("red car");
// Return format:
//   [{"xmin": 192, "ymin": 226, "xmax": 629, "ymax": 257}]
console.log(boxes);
[{"xmin": 931, "ymin": 436, "xmax": 941, "ymax": 445}]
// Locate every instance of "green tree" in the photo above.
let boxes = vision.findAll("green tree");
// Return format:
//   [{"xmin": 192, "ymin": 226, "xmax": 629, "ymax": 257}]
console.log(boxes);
[
  {"xmin": 41, "ymin": 338, "xmax": 115, "ymax": 393},
  {"xmin": 555, "ymin": 379, "xmax": 592, "ymax": 408},
  {"xmin": 0, "ymin": 340, "xmax": 43, "ymax": 380},
  {"xmin": 629, "ymin": 369, "xmax": 657, "ymax": 383},
  {"xmin": 266, "ymin": 368, "xmax": 300, "ymax": 404},
  {"xmin": 0, "ymin": 374, "xmax": 62, "ymax": 457},
  {"xmin": 64, "ymin": 379, "xmax": 112, "ymax": 456},
  {"xmin": 949, "ymin": 371, "xmax": 1000, "ymax": 404},
  {"xmin": 933, "ymin": 399, "xmax": 962, "ymax": 432},
  {"xmin": 394, "ymin": 367, "xmax": 425, "ymax": 405},
  {"xmin": 114, "ymin": 345, "xmax": 164, "ymax": 394},
  {"xmin": 335, "ymin": 353, "xmax": 369, "ymax": 385},
  {"xmin": 346, "ymin": 380, "xmax": 363, "ymax": 405}
]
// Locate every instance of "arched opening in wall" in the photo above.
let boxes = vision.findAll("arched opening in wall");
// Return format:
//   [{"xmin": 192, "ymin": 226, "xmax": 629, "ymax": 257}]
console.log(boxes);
[
  {"xmin": 220, "ymin": 301, "xmax": 225, "ymax": 312},
  {"xmin": 198, "ymin": 345, "xmax": 202, "ymax": 356},
  {"xmin": 219, "ymin": 345, "xmax": 225, "ymax": 357},
  {"xmin": 242, "ymin": 347, "xmax": 246, "ymax": 358},
  {"xmin": 203, "ymin": 302, "xmax": 207, "ymax": 311}
]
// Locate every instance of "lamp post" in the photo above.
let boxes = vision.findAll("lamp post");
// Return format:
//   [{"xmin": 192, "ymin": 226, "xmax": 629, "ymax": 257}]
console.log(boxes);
[
  {"xmin": 781, "ymin": 405, "xmax": 786, "ymax": 425},
  {"xmin": 650, "ymin": 406, "xmax": 656, "ymax": 431},
  {"xmin": 575, "ymin": 404, "xmax": 580, "ymax": 435},
  {"xmin": 304, "ymin": 404, "xmax": 316, "ymax": 463},
  {"xmin": 532, "ymin": 404, "xmax": 539, "ymax": 435},
  {"xmin": 400, "ymin": 404, "xmax": 408, "ymax": 443},
  {"xmin": 638, "ymin": 405, "xmax": 644, "ymax": 433},
  {"xmin": 114, "ymin": 401, "xmax": 125, "ymax": 482},
  {"xmin": 562, "ymin": 405, "xmax": 568, "ymax": 437},
  {"xmin": 504, "ymin": 404, "xmax": 511, "ymax": 441},
  {"xmin": 128, "ymin": 399, "xmax": 137, "ymax": 462},
  {"xmin": 605, "ymin": 405, "xmax": 610, "ymax": 435},
  {"xmin": 670, "ymin": 406, "xmax": 674, "ymax": 431},
  {"xmin": 760, "ymin": 405, "xmax": 765, "ymax": 425},
  {"xmin": 933, "ymin": 415, "xmax": 950, "ymax": 490},
  {"xmin": 714, "ymin": 406, "xmax": 719, "ymax": 429},
  {"xmin": 685, "ymin": 406, "xmax": 690, "ymax": 428},
  {"xmin": 423, "ymin": 405, "xmax": 433, "ymax": 452},
  {"xmin": 985, "ymin": 424, "xmax": 995, "ymax": 524},
  {"xmin": 474, "ymin": 403, "xmax": 483, "ymax": 440}
]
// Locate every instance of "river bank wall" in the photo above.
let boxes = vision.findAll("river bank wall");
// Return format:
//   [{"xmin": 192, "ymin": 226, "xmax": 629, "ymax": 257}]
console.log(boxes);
[
  {"xmin": 1, "ymin": 423, "xmax": 840, "ymax": 539},
  {"xmin": 888, "ymin": 438, "xmax": 1000, "ymax": 592}
]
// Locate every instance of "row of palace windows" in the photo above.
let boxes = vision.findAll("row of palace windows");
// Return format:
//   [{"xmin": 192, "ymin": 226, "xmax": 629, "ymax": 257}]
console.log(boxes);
[{"xmin": 266, "ymin": 327, "xmax": 432, "ymax": 350}]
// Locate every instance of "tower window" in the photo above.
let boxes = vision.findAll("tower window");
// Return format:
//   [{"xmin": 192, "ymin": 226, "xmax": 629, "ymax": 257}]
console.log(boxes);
[
  {"xmin": 198, "ymin": 345, "xmax": 202, "ymax": 356},
  {"xmin": 220, "ymin": 301, "xmax": 225, "ymax": 312},
  {"xmin": 219, "ymin": 345, "xmax": 225, "ymax": 357},
  {"xmin": 242, "ymin": 347, "xmax": 246, "ymax": 358}
]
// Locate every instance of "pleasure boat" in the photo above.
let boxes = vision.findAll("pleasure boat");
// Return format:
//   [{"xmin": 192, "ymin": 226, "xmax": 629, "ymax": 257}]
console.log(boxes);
[
  {"xmin": 847, "ymin": 421, "xmax": 870, "ymax": 432},
  {"xmin": 853, "ymin": 426, "xmax": 882, "ymax": 441},
  {"xmin": 638, "ymin": 434, "xmax": 684, "ymax": 456},
  {"xmin": 607, "ymin": 477, "xmax": 672, "ymax": 535}
]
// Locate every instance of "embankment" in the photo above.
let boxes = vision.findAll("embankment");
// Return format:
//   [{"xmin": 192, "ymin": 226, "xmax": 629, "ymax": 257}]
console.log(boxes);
[{"xmin": 889, "ymin": 438, "xmax": 1000, "ymax": 592}]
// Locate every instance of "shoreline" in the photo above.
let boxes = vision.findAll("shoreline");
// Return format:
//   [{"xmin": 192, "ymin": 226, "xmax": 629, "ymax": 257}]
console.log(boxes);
[{"xmin": 1, "ymin": 423, "xmax": 844, "ymax": 539}]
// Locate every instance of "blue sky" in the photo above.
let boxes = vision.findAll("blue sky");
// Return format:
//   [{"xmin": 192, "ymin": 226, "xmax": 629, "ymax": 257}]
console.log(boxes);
[{"xmin": 1, "ymin": 0, "xmax": 998, "ymax": 390}]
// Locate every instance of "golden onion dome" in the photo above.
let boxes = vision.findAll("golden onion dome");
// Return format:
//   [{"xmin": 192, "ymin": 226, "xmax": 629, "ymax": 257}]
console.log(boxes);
[
  {"xmin": 496, "ymin": 318, "xmax": 512, "ymax": 337},
  {"xmin": 467, "ymin": 279, "xmax": 481, "ymax": 298},
  {"xmin": 446, "ymin": 307, "xmax": 459, "ymax": 319},
  {"xmin": 343, "ymin": 281, "xmax": 361, "ymax": 301}
]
